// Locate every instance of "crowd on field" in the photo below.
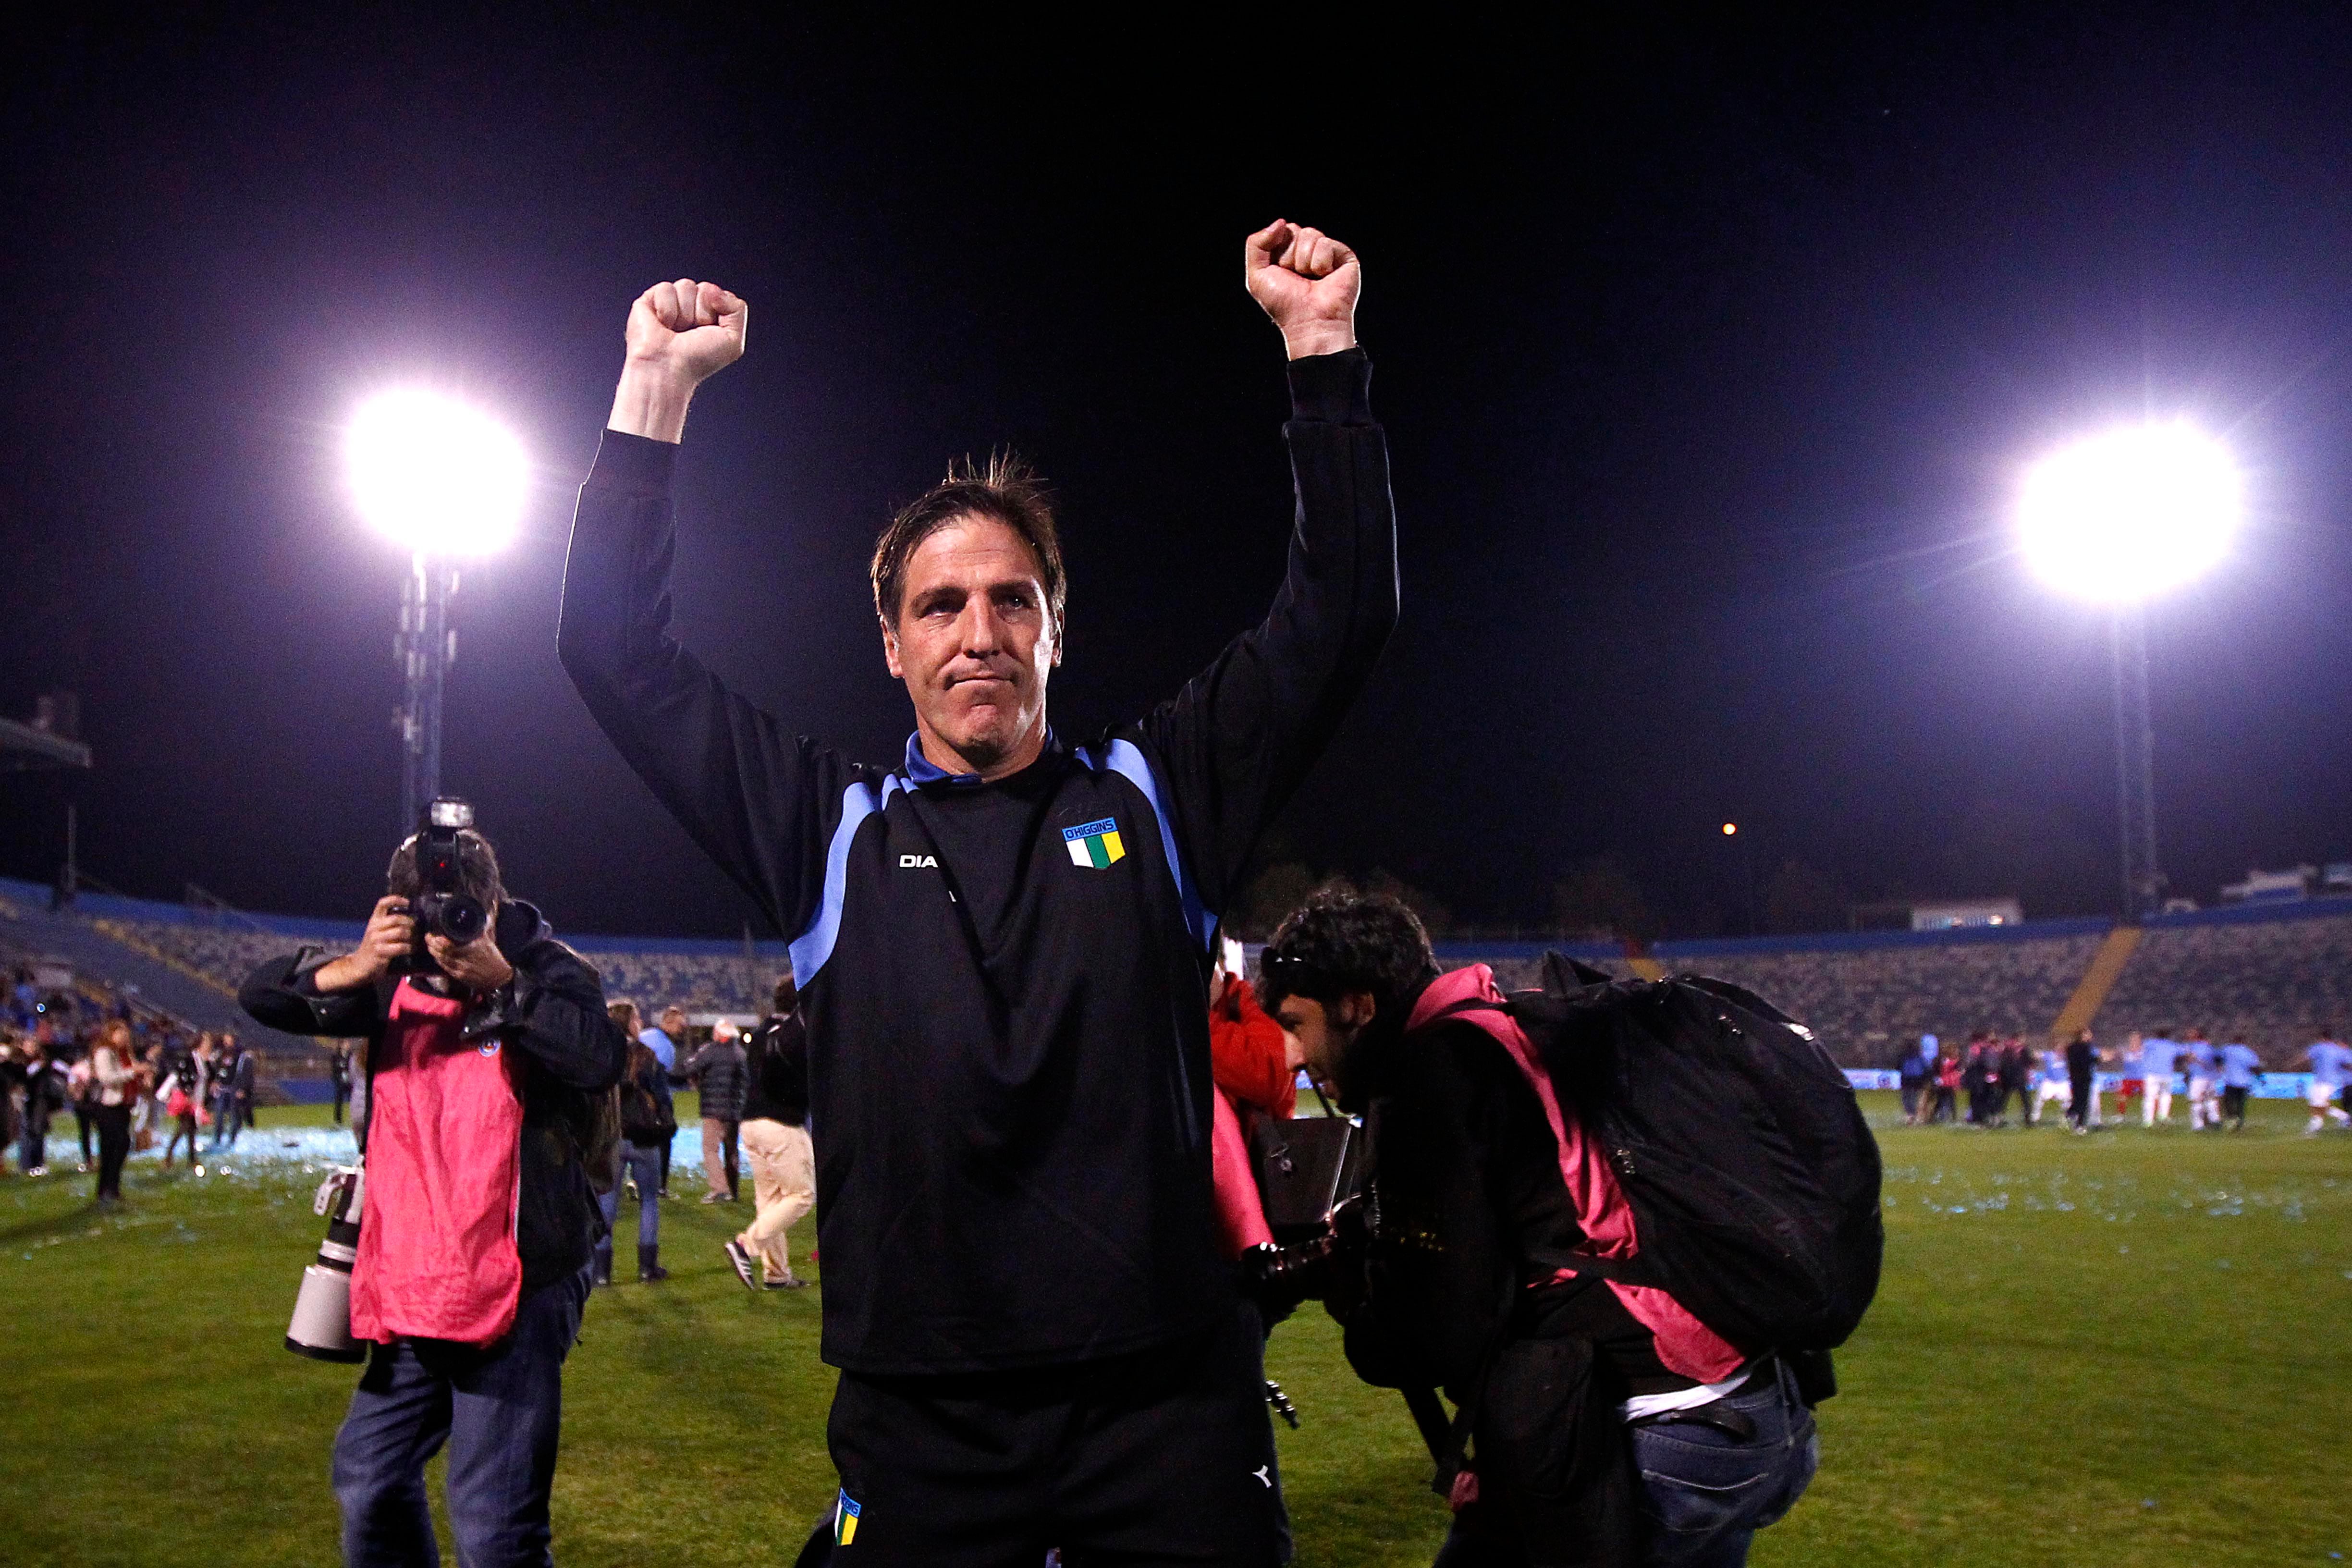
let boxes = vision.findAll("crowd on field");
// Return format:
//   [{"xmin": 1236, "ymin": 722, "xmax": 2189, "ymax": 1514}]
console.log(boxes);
[
  {"xmin": 0, "ymin": 960, "xmax": 281, "ymax": 1198},
  {"xmin": 1893, "ymin": 1024, "xmax": 2352, "ymax": 1134}
]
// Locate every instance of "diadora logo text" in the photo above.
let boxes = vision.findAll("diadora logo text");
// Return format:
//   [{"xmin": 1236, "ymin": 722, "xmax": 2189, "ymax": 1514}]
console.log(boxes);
[{"xmin": 898, "ymin": 854, "xmax": 939, "ymax": 869}]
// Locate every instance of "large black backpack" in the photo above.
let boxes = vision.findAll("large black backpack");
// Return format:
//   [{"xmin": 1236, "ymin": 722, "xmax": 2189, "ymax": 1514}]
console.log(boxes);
[{"xmin": 1450, "ymin": 952, "xmax": 1884, "ymax": 1353}]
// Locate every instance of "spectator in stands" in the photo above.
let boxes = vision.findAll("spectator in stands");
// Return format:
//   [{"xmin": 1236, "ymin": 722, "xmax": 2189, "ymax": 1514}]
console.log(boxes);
[
  {"xmin": 2300, "ymin": 1033, "xmax": 2352, "ymax": 1135},
  {"xmin": 601, "ymin": 1005, "xmax": 673, "ymax": 1286},
  {"xmin": 684, "ymin": 1020, "xmax": 747, "ymax": 1203},
  {"xmin": 727, "ymin": 977, "xmax": 813, "ymax": 1290},
  {"xmin": 2182, "ymin": 1029, "xmax": 2220, "ymax": 1131},
  {"xmin": 1899, "ymin": 1035, "xmax": 1934, "ymax": 1126},
  {"xmin": 87, "ymin": 1018, "xmax": 137, "ymax": 1204},
  {"xmin": 2218, "ymin": 1037, "xmax": 2261, "ymax": 1131},
  {"xmin": 2138, "ymin": 1031, "xmax": 2180, "ymax": 1127}
]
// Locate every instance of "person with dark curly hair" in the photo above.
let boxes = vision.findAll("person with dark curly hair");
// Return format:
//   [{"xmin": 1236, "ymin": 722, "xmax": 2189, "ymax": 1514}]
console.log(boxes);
[{"xmin": 1260, "ymin": 887, "xmax": 1818, "ymax": 1568}]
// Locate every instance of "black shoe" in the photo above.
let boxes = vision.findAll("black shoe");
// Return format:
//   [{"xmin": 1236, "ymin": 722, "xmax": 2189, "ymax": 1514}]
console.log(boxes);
[
  {"xmin": 723, "ymin": 1238, "xmax": 759, "ymax": 1291},
  {"xmin": 637, "ymin": 1244, "xmax": 669, "ymax": 1283},
  {"xmin": 763, "ymin": 1276, "xmax": 808, "ymax": 1291}
]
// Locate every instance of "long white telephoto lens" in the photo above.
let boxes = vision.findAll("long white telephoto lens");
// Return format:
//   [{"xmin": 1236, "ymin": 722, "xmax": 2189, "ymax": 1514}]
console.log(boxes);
[{"xmin": 287, "ymin": 1166, "xmax": 367, "ymax": 1363}]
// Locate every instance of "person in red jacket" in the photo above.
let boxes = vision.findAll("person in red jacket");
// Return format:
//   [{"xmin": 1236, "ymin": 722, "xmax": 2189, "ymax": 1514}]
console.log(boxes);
[{"xmin": 1206, "ymin": 964, "xmax": 1299, "ymax": 1260}]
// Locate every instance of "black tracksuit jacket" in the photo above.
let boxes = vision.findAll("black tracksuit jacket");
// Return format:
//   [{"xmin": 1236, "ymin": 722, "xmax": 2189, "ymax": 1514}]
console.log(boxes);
[
  {"xmin": 558, "ymin": 349, "xmax": 1396, "ymax": 1375},
  {"xmin": 239, "ymin": 900, "xmax": 629, "ymax": 1291}
]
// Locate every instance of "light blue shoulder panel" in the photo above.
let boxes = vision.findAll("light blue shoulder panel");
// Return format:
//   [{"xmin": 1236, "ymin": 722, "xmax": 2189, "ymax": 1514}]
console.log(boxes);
[
  {"xmin": 789, "ymin": 773, "xmax": 901, "ymax": 988},
  {"xmin": 1087, "ymin": 738, "xmax": 1215, "ymax": 951}
]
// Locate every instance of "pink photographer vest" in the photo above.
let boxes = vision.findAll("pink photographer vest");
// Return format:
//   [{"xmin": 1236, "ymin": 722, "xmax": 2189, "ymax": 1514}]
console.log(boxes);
[
  {"xmin": 1408, "ymin": 965, "xmax": 1744, "ymax": 1384},
  {"xmin": 350, "ymin": 980, "xmax": 525, "ymax": 1347}
]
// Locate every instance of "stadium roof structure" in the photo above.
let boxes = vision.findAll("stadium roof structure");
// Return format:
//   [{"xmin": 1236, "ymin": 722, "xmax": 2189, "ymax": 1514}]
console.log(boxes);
[{"xmin": 0, "ymin": 716, "xmax": 91, "ymax": 771}]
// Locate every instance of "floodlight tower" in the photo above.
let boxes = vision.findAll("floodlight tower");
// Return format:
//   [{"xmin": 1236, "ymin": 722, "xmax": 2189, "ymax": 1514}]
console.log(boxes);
[
  {"xmin": 345, "ymin": 390, "xmax": 528, "ymax": 831},
  {"xmin": 2017, "ymin": 422, "xmax": 2243, "ymax": 920}
]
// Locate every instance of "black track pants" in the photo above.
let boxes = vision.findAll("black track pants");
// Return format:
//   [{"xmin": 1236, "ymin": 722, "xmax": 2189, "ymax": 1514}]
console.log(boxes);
[{"xmin": 825, "ymin": 1304, "xmax": 1283, "ymax": 1568}]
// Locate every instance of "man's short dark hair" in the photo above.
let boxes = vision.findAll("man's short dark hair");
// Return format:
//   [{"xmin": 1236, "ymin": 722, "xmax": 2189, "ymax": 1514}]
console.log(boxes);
[
  {"xmin": 871, "ymin": 452, "xmax": 1065, "ymax": 630},
  {"xmin": 385, "ymin": 829, "xmax": 505, "ymax": 911},
  {"xmin": 773, "ymin": 974, "xmax": 797, "ymax": 1014},
  {"xmin": 1258, "ymin": 884, "xmax": 1440, "ymax": 1023}
]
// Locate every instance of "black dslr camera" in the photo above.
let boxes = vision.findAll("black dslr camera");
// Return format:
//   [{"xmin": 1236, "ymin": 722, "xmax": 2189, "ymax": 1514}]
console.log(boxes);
[{"xmin": 391, "ymin": 797, "xmax": 490, "ymax": 974}]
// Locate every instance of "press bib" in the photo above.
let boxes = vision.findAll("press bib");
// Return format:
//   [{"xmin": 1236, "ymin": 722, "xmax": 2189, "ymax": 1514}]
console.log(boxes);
[{"xmin": 350, "ymin": 979, "xmax": 525, "ymax": 1346}]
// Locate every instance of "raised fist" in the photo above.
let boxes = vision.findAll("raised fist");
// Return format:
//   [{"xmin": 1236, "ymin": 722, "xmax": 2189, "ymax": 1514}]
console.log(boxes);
[
  {"xmin": 624, "ymin": 278, "xmax": 749, "ymax": 386},
  {"xmin": 1245, "ymin": 221, "xmax": 1360, "ymax": 360}
]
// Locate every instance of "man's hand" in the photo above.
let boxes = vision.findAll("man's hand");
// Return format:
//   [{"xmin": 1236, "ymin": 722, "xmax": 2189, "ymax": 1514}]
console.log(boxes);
[
  {"xmin": 1246, "ymin": 220, "xmax": 1360, "ymax": 360},
  {"xmin": 310, "ymin": 897, "xmax": 415, "ymax": 993},
  {"xmin": 428, "ymin": 925, "xmax": 516, "ymax": 995},
  {"xmin": 607, "ymin": 278, "xmax": 749, "ymax": 444}
]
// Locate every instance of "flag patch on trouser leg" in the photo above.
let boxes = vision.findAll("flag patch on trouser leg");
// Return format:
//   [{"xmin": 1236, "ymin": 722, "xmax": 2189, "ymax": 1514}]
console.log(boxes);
[
  {"xmin": 835, "ymin": 1490, "xmax": 860, "ymax": 1545},
  {"xmin": 1062, "ymin": 818, "xmax": 1125, "ymax": 868}
]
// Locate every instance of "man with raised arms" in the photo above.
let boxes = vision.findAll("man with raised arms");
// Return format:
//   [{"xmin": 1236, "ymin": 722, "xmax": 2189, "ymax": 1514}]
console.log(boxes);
[{"xmin": 559, "ymin": 222, "xmax": 1395, "ymax": 1565}]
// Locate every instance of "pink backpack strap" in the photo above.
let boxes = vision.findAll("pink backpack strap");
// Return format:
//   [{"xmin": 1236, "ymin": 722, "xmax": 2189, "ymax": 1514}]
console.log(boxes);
[{"xmin": 1407, "ymin": 966, "xmax": 1744, "ymax": 1382}]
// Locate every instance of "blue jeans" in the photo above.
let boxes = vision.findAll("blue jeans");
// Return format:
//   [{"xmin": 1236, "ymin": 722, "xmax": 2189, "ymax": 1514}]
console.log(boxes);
[
  {"xmin": 593, "ymin": 1142, "xmax": 664, "ymax": 1274},
  {"xmin": 1629, "ymin": 1361, "xmax": 1818, "ymax": 1568},
  {"xmin": 331, "ymin": 1265, "xmax": 590, "ymax": 1568}
]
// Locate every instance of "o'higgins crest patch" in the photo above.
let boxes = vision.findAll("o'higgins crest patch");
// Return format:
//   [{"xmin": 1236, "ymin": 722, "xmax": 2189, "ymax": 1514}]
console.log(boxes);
[{"xmin": 1061, "ymin": 818, "xmax": 1125, "ymax": 869}]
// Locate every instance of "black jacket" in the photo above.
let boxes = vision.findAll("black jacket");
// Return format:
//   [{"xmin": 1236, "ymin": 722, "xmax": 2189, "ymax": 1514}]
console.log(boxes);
[
  {"xmin": 558, "ymin": 350, "xmax": 1396, "ymax": 1374},
  {"xmin": 680, "ymin": 1038, "xmax": 747, "ymax": 1123},
  {"xmin": 741, "ymin": 1011, "xmax": 809, "ymax": 1127},
  {"xmin": 238, "ymin": 899, "xmax": 628, "ymax": 1291},
  {"xmin": 1341, "ymin": 1005, "xmax": 1663, "ymax": 1568}
]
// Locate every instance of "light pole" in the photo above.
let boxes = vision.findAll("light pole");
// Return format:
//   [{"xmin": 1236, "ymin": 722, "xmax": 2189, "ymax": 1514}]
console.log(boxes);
[
  {"xmin": 2017, "ymin": 421, "xmax": 2242, "ymax": 920},
  {"xmin": 345, "ymin": 390, "xmax": 527, "ymax": 831}
]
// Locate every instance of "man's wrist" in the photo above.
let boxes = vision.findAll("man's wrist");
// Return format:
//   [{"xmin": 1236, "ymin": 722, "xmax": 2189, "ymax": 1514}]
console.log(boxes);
[
  {"xmin": 1281, "ymin": 322, "xmax": 1358, "ymax": 361},
  {"xmin": 310, "ymin": 953, "xmax": 379, "ymax": 993},
  {"xmin": 608, "ymin": 362, "xmax": 700, "ymax": 444}
]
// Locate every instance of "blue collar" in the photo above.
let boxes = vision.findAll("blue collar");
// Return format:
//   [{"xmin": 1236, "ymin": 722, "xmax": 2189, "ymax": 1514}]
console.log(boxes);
[{"xmin": 901, "ymin": 727, "xmax": 1059, "ymax": 788}]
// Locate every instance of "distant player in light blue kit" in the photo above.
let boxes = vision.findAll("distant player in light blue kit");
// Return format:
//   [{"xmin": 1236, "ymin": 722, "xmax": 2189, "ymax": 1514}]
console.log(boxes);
[
  {"xmin": 2137, "ymin": 1031, "xmax": 2180, "ymax": 1127},
  {"xmin": 2034, "ymin": 1045, "xmax": 2071, "ymax": 1126},
  {"xmin": 2218, "ymin": 1039, "xmax": 2261, "ymax": 1131},
  {"xmin": 2182, "ymin": 1029, "xmax": 2219, "ymax": 1130},
  {"xmin": 2301, "ymin": 1034, "xmax": 2352, "ymax": 1135}
]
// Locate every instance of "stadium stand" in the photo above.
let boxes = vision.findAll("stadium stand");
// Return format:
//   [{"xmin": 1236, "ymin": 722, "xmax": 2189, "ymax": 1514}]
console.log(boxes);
[
  {"xmin": 2091, "ymin": 897, "xmax": 2352, "ymax": 1064},
  {"xmin": 20, "ymin": 874, "xmax": 2352, "ymax": 1077},
  {"xmin": 1437, "ymin": 923, "xmax": 2112, "ymax": 1068}
]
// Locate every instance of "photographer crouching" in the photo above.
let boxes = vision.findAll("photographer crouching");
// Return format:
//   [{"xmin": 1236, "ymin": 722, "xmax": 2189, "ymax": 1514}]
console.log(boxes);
[
  {"xmin": 240, "ymin": 801, "xmax": 626, "ymax": 1568},
  {"xmin": 1260, "ymin": 889, "xmax": 1821, "ymax": 1568}
]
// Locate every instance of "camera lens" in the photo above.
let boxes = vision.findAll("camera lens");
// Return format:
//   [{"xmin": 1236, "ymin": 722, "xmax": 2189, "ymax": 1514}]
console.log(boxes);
[{"xmin": 441, "ymin": 896, "xmax": 487, "ymax": 943}]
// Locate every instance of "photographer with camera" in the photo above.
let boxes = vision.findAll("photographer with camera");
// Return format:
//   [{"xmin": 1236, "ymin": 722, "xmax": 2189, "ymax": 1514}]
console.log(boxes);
[
  {"xmin": 1259, "ymin": 889, "xmax": 1820, "ymax": 1568},
  {"xmin": 239, "ymin": 805, "xmax": 626, "ymax": 1568}
]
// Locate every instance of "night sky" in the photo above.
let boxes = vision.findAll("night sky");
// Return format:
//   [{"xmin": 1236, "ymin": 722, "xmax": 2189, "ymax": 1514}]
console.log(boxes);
[{"xmin": 5, "ymin": 6, "xmax": 2351, "ymax": 941}]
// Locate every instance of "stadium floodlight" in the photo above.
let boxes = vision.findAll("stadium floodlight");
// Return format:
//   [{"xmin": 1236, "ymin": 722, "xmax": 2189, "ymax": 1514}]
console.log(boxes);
[
  {"xmin": 344, "ymin": 389, "xmax": 529, "ymax": 830},
  {"xmin": 346, "ymin": 389, "xmax": 529, "ymax": 558},
  {"xmin": 2017, "ymin": 421, "xmax": 2242, "ymax": 603},
  {"xmin": 2017, "ymin": 420, "xmax": 2244, "ymax": 922}
]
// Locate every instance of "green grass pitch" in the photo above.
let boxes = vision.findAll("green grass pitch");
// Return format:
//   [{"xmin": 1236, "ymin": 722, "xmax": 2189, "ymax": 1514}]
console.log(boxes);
[{"xmin": 3, "ymin": 1091, "xmax": 2346, "ymax": 1566}]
